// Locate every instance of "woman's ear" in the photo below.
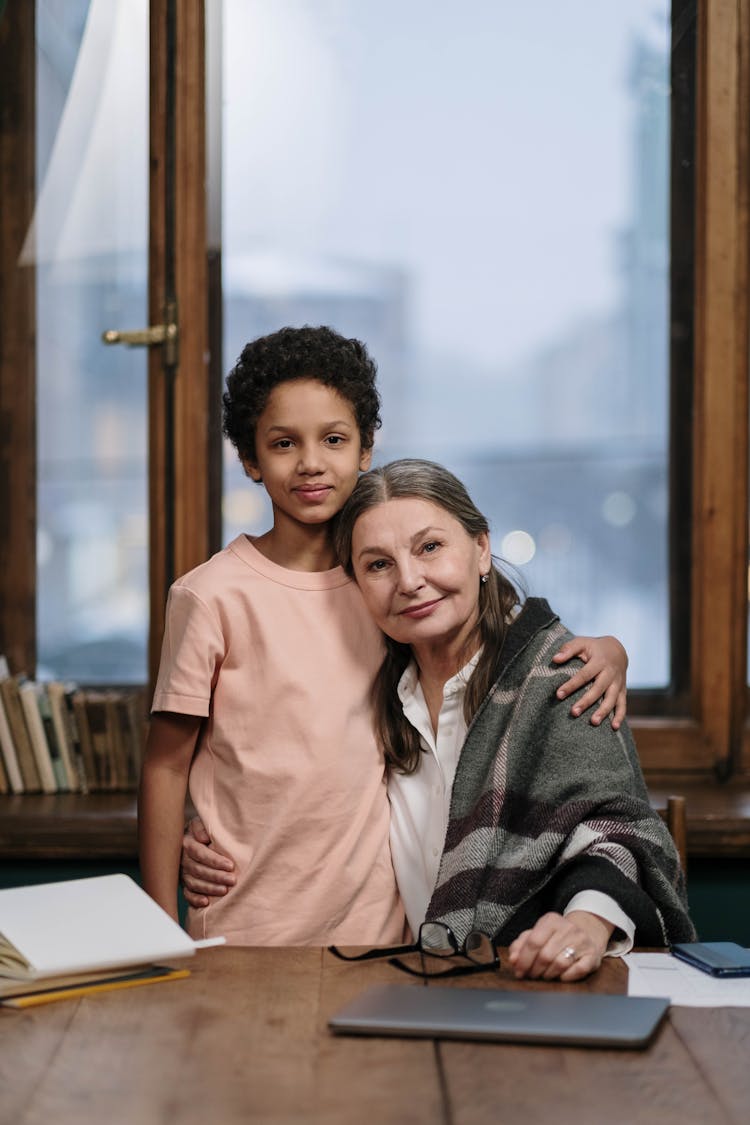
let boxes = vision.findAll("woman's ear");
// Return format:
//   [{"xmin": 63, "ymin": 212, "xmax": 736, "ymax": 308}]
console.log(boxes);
[
  {"xmin": 359, "ymin": 445, "xmax": 374, "ymax": 472},
  {"xmin": 477, "ymin": 531, "xmax": 491, "ymax": 575}
]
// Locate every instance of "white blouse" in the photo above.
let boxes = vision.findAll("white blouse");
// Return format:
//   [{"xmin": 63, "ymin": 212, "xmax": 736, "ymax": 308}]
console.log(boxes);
[{"xmin": 387, "ymin": 656, "xmax": 635, "ymax": 955}]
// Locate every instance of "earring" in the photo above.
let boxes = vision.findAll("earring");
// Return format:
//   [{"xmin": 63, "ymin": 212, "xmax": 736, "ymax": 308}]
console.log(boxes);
[{"xmin": 480, "ymin": 573, "xmax": 488, "ymax": 585}]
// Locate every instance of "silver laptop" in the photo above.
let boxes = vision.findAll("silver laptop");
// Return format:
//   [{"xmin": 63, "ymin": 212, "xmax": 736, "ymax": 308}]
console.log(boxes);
[{"xmin": 328, "ymin": 983, "xmax": 669, "ymax": 1048}]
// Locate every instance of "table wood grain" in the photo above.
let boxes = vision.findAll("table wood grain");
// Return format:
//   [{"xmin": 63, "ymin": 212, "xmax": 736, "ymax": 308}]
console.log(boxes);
[{"xmin": 1, "ymin": 947, "xmax": 748, "ymax": 1125}]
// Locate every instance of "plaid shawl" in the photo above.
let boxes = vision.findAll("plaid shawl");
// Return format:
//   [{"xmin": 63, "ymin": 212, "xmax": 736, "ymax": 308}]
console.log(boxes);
[{"xmin": 425, "ymin": 598, "xmax": 696, "ymax": 947}]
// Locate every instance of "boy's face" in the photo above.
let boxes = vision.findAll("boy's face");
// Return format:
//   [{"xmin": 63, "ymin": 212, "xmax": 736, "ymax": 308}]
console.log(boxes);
[{"xmin": 244, "ymin": 379, "xmax": 372, "ymax": 529}]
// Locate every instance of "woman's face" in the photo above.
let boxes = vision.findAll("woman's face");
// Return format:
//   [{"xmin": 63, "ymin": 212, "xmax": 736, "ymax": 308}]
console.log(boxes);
[{"xmin": 350, "ymin": 497, "xmax": 491, "ymax": 656}]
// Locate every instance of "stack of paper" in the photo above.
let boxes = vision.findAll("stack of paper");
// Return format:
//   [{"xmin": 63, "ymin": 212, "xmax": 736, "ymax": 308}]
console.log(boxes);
[
  {"xmin": 0, "ymin": 874, "xmax": 224, "ymax": 1006},
  {"xmin": 625, "ymin": 952, "xmax": 750, "ymax": 1007}
]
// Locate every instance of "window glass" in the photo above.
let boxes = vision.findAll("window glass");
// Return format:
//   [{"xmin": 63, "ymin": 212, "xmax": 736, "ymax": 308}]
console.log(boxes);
[
  {"xmin": 34, "ymin": 0, "xmax": 149, "ymax": 683},
  {"xmin": 220, "ymin": 0, "xmax": 671, "ymax": 686}
]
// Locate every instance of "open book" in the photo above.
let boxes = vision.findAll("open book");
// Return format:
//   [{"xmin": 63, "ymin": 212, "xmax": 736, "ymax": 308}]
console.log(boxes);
[{"xmin": 0, "ymin": 874, "xmax": 223, "ymax": 982}]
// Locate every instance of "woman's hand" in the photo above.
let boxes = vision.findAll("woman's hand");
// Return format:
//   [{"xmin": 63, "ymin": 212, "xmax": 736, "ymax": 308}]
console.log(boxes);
[
  {"xmin": 507, "ymin": 910, "xmax": 614, "ymax": 982},
  {"xmin": 552, "ymin": 634, "xmax": 628, "ymax": 729},
  {"xmin": 180, "ymin": 816, "xmax": 237, "ymax": 908}
]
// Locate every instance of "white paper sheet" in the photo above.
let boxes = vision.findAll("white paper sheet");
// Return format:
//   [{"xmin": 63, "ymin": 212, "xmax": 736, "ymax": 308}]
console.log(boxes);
[{"xmin": 625, "ymin": 952, "xmax": 750, "ymax": 1007}]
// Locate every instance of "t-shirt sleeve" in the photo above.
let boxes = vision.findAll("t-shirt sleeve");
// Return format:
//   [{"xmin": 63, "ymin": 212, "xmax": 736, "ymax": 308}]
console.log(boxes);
[{"xmin": 151, "ymin": 584, "xmax": 225, "ymax": 716}]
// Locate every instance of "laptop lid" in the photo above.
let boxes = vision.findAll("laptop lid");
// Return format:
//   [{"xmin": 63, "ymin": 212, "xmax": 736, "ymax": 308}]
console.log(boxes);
[{"xmin": 328, "ymin": 983, "xmax": 669, "ymax": 1049}]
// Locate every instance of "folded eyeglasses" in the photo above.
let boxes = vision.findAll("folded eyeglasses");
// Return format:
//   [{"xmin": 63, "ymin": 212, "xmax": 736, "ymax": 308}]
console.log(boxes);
[{"xmin": 329, "ymin": 921, "xmax": 500, "ymax": 980}]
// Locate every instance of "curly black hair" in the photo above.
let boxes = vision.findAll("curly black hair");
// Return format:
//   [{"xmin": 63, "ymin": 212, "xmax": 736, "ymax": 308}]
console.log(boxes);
[{"xmin": 222, "ymin": 325, "xmax": 382, "ymax": 466}]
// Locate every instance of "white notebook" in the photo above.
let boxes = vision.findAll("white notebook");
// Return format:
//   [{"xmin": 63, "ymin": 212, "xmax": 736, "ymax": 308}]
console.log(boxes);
[{"xmin": 0, "ymin": 874, "xmax": 223, "ymax": 981}]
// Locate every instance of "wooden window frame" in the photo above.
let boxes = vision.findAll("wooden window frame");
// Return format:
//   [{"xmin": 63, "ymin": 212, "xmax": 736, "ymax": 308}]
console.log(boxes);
[
  {"xmin": 148, "ymin": 0, "xmax": 213, "ymax": 688},
  {"xmin": 0, "ymin": 0, "xmax": 36, "ymax": 680},
  {"xmin": 631, "ymin": 0, "xmax": 750, "ymax": 780},
  {"xmin": 0, "ymin": 1, "xmax": 748, "ymax": 785}
]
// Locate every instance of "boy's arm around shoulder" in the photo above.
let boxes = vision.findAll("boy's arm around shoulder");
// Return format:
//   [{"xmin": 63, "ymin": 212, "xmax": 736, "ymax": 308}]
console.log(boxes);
[
  {"xmin": 552, "ymin": 634, "xmax": 628, "ymax": 728},
  {"xmin": 138, "ymin": 711, "xmax": 203, "ymax": 922}
]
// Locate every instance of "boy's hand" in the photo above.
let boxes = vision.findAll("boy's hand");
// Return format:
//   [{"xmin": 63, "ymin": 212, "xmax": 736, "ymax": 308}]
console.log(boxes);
[
  {"xmin": 552, "ymin": 635, "xmax": 628, "ymax": 729},
  {"xmin": 180, "ymin": 816, "xmax": 237, "ymax": 908}
]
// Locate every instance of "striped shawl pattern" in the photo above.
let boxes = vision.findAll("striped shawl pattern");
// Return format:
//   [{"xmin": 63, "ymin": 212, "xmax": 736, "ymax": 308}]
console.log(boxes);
[{"xmin": 425, "ymin": 599, "xmax": 696, "ymax": 947}]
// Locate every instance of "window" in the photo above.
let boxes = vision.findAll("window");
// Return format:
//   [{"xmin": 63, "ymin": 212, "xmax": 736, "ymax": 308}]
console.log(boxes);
[
  {"xmin": 33, "ymin": 0, "xmax": 150, "ymax": 684},
  {"xmin": 220, "ymin": 1, "xmax": 675, "ymax": 688},
  {"xmin": 1, "ymin": 0, "xmax": 747, "ymax": 780}
]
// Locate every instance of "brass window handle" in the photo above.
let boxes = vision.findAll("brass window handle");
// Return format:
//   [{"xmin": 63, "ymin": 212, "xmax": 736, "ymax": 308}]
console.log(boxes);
[
  {"xmin": 102, "ymin": 302, "xmax": 179, "ymax": 365},
  {"xmin": 102, "ymin": 323, "xmax": 176, "ymax": 346}
]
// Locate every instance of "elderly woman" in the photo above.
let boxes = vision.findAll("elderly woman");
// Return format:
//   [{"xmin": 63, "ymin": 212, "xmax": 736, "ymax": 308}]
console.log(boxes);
[
  {"xmin": 330, "ymin": 459, "xmax": 694, "ymax": 979},
  {"xmin": 182, "ymin": 460, "xmax": 694, "ymax": 978}
]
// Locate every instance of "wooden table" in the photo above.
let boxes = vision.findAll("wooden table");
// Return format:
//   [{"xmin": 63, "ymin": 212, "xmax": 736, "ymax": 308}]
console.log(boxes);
[{"xmin": 1, "ymin": 946, "xmax": 748, "ymax": 1125}]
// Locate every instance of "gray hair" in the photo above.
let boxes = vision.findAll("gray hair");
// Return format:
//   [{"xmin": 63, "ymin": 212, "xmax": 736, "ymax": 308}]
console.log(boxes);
[{"xmin": 335, "ymin": 458, "xmax": 490, "ymax": 576}]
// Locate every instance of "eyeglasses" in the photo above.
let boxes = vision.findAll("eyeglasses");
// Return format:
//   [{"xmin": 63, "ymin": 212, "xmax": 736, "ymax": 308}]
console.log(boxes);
[{"xmin": 329, "ymin": 921, "xmax": 500, "ymax": 980}]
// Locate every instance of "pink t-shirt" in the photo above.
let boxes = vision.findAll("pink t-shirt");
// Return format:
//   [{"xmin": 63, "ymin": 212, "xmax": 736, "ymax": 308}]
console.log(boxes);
[{"xmin": 152, "ymin": 534, "xmax": 405, "ymax": 945}]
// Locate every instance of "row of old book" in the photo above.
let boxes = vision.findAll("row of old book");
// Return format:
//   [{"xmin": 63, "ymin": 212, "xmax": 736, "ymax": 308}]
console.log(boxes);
[{"xmin": 0, "ymin": 657, "xmax": 146, "ymax": 794}]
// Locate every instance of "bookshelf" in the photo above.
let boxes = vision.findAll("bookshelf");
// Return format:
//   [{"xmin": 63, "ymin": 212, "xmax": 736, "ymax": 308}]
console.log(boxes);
[
  {"xmin": 0, "ymin": 792, "xmax": 137, "ymax": 859},
  {"xmin": 0, "ymin": 665, "xmax": 146, "ymax": 862},
  {"xmin": 1, "ymin": 781, "xmax": 749, "ymax": 862},
  {"xmin": 0, "ymin": 665, "xmax": 146, "ymax": 796},
  {"xmin": 2, "ymin": 687, "xmax": 749, "ymax": 871}
]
